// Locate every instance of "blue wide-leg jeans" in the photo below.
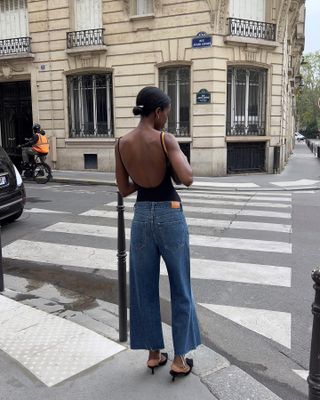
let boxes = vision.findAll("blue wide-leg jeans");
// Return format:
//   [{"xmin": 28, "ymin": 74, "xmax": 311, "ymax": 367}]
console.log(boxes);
[{"xmin": 129, "ymin": 201, "xmax": 201, "ymax": 355}]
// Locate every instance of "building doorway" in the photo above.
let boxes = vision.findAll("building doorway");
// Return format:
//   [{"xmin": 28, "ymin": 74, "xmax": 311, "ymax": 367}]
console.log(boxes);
[{"xmin": 0, "ymin": 80, "xmax": 33, "ymax": 167}]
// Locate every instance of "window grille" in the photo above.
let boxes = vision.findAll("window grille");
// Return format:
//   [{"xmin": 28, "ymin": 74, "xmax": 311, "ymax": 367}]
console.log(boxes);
[
  {"xmin": 226, "ymin": 67, "xmax": 267, "ymax": 136},
  {"xmin": 68, "ymin": 74, "xmax": 114, "ymax": 138},
  {"xmin": 159, "ymin": 67, "xmax": 190, "ymax": 137}
]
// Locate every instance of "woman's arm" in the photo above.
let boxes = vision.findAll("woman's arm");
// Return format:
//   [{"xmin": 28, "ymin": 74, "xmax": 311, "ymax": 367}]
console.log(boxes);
[
  {"xmin": 164, "ymin": 133, "xmax": 193, "ymax": 187},
  {"xmin": 115, "ymin": 140, "xmax": 138, "ymax": 197}
]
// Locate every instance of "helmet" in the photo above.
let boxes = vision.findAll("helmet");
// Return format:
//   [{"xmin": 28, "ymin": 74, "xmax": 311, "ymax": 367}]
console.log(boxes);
[{"xmin": 32, "ymin": 123, "xmax": 41, "ymax": 132}]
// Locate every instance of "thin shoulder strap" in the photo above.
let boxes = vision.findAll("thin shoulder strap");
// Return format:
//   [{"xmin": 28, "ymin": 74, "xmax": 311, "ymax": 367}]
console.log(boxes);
[{"xmin": 160, "ymin": 131, "xmax": 168, "ymax": 156}]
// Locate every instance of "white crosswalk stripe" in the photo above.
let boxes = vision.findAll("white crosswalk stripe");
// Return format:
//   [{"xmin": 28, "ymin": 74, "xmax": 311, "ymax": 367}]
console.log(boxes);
[
  {"xmin": 106, "ymin": 201, "xmax": 291, "ymax": 219},
  {"xmin": 2, "ymin": 240, "xmax": 291, "ymax": 287},
  {"xmin": 3, "ymin": 188, "xmax": 294, "ymax": 355},
  {"xmin": 43, "ymin": 222, "xmax": 292, "ymax": 253},
  {"xmin": 178, "ymin": 192, "xmax": 292, "ymax": 202},
  {"xmin": 80, "ymin": 210, "xmax": 292, "ymax": 233}
]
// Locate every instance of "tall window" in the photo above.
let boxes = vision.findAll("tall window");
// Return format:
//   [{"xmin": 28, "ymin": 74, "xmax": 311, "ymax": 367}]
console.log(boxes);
[
  {"xmin": 159, "ymin": 67, "xmax": 190, "ymax": 137},
  {"xmin": 135, "ymin": 0, "xmax": 153, "ymax": 15},
  {"xmin": 68, "ymin": 74, "xmax": 113, "ymax": 138},
  {"xmin": 74, "ymin": 0, "xmax": 102, "ymax": 30},
  {"xmin": 0, "ymin": 0, "xmax": 28, "ymax": 39},
  {"xmin": 229, "ymin": 0, "xmax": 266, "ymax": 21},
  {"xmin": 227, "ymin": 67, "xmax": 267, "ymax": 136}
]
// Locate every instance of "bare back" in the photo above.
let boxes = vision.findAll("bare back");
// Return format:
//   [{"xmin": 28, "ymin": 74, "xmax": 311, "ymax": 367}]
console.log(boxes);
[{"xmin": 118, "ymin": 127, "xmax": 167, "ymax": 188}]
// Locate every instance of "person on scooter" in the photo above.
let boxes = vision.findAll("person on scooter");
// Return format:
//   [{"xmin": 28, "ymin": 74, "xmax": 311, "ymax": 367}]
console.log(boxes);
[{"xmin": 21, "ymin": 123, "xmax": 49, "ymax": 165}]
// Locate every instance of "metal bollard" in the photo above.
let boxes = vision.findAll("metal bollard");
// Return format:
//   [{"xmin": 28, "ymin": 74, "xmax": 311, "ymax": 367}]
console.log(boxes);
[
  {"xmin": 308, "ymin": 268, "xmax": 320, "ymax": 399},
  {"xmin": 117, "ymin": 192, "xmax": 127, "ymax": 342}
]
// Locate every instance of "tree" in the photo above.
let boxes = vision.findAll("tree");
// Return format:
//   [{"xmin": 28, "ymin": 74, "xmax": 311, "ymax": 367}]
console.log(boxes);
[{"xmin": 296, "ymin": 51, "xmax": 320, "ymax": 138}]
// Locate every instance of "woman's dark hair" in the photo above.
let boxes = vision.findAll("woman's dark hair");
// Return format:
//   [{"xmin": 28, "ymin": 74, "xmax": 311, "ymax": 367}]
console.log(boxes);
[{"xmin": 132, "ymin": 86, "xmax": 171, "ymax": 117}]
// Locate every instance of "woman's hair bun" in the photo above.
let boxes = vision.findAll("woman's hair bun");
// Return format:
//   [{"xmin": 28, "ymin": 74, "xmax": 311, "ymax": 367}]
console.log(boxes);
[{"xmin": 132, "ymin": 106, "xmax": 143, "ymax": 116}]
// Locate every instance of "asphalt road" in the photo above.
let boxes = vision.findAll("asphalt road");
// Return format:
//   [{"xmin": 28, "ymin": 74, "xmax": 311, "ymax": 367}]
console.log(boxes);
[{"xmin": 2, "ymin": 181, "xmax": 319, "ymax": 400}]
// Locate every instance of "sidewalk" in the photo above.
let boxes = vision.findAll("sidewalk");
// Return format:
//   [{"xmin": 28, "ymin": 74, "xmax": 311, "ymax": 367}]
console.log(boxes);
[
  {"xmin": 51, "ymin": 142, "xmax": 320, "ymax": 191},
  {"xmin": 0, "ymin": 274, "xmax": 283, "ymax": 400}
]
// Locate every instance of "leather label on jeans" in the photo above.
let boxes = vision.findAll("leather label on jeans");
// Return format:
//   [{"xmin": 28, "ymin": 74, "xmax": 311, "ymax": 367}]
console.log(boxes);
[{"xmin": 171, "ymin": 201, "xmax": 180, "ymax": 209}]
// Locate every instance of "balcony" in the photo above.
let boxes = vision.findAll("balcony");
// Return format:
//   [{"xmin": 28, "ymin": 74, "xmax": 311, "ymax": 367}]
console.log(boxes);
[
  {"xmin": 224, "ymin": 18, "xmax": 278, "ymax": 48},
  {"xmin": 0, "ymin": 37, "xmax": 33, "ymax": 59},
  {"xmin": 66, "ymin": 28, "xmax": 107, "ymax": 56}
]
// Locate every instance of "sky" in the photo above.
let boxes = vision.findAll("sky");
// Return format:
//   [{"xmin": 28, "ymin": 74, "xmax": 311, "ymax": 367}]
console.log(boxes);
[{"xmin": 304, "ymin": 0, "xmax": 320, "ymax": 53}]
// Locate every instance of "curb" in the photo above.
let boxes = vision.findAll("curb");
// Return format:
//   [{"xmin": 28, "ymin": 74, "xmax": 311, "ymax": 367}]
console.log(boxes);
[{"xmin": 3, "ymin": 259, "xmax": 283, "ymax": 399}]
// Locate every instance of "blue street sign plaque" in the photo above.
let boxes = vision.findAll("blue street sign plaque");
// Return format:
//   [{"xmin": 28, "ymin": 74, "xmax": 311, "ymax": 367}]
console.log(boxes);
[
  {"xmin": 192, "ymin": 32, "xmax": 212, "ymax": 48},
  {"xmin": 196, "ymin": 89, "xmax": 211, "ymax": 104}
]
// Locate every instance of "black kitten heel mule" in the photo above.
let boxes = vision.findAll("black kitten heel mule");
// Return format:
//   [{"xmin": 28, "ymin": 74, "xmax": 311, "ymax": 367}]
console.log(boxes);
[
  {"xmin": 170, "ymin": 357, "xmax": 193, "ymax": 382},
  {"xmin": 147, "ymin": 352, "xmax": 168, "ymax": 375}
]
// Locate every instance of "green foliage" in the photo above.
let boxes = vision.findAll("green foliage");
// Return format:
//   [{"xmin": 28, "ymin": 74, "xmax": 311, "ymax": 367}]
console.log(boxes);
[{"xmin": 297, "ymin": 51, "xmax": 320, "ymax": 136}]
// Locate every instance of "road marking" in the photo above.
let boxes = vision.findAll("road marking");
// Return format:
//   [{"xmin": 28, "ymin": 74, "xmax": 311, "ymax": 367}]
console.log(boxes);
[
  {"xmin": 25, "ymin": 208, "xmax": 71, "ymax": 214},
  {"xmin": 0, "ymin": 294, "xmax": 125, "ymax": 387},
  {"xmin": 43, "ymin": 222, "xmax": 292, "ymax": 253},
  {"xmin": 106, "ymin": 201, "xmax": 292, "ymax": 219},
  {"xmin": 2, "ymin": 240, "xmax": 118, "ymax": 270},
  {"xmin": 179, "ymin": 192, "xmax": 292, "ymax": 202},
  {"xmin": 199, "ymin": 303, "xmax": 291, "ymax": 348},
  {"xmin": 161, "ymin": 259, "xmax": 291, "ymax": 287},
  {"xmin": 192, "ymin": 182, "xmax": 260, "ymax": 188},
  {"xmin": 2, "ymin": 240, "xmax": 290, "ymax": 286},
  {"xmin": 181, "ymin": 190, "xmax": 292, "ymax": 197},
  {"xmin": 292, "ymin": 370, "xmax": 308, "ymax": 380},
  {"xmin": 270, "ymin": 179, "xmax": 320, "ymax": 187},
  {"xmin": 179, "ymin": 197, "xmax": 291, "ymax": 209},
  {"xmin": 80, "ymin": 210, "xmax": 292, "ymax": 233}
]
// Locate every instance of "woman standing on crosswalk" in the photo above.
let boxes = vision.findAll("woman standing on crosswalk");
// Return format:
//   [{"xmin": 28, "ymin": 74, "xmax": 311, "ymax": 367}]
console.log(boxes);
[{"xmin": 115, "ymin": 86, "xmax": 201, "ymax": 381}]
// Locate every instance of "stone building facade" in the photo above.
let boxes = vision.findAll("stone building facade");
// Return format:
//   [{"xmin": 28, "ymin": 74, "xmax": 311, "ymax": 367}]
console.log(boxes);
[{"xmin": 0, "ymin": 0, "xmax": 305, "ymax": 175}]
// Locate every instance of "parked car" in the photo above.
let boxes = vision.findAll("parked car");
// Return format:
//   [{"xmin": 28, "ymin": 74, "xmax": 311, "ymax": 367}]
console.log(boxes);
[
  {"xmin": 295, "ymin": 132, "xmax": 305, "ymax": 141},
  {"xmin": 0, "ymin": 145, "xmax": 25, "ymax": 223}
]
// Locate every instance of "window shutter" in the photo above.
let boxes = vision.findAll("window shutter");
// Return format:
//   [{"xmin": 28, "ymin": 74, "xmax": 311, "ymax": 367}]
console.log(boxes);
[
  {"xmin": 75, "ymin": 0, "xmax": 101, "ymax": 30},
  {"xmin": 136, "ymin": 0, "xmax": 152, "ymax": 15},
  {"xmin": 0, "ymin": 0, "xmax": 28, "ymax": 39},
  {"xmin": 229, "ymin": 0, "xmax": 266, "ymax": 21}
]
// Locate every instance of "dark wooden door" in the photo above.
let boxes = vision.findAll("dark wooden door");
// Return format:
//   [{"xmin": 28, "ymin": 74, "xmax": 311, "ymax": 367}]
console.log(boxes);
[{"xmin": 0, "ymin": 81, "xmax": 33, "ymax": 167}]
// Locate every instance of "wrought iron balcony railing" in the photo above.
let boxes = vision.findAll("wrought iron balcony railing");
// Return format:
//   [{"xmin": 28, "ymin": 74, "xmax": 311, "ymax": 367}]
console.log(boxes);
[
  {"xmin": 226, "ymin": 120, "xmax": 266, "ymax": 137},
  {"xmin": 0, "ymin": 37, "xmax": 32, "ymax": 56},
  {"xmin": 228, "ymin": 18, "xmax": 276, "ymax": 41},
  {"xmin": 67, "ymin": 28, "xmax": 105, "ymax": 49}
]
